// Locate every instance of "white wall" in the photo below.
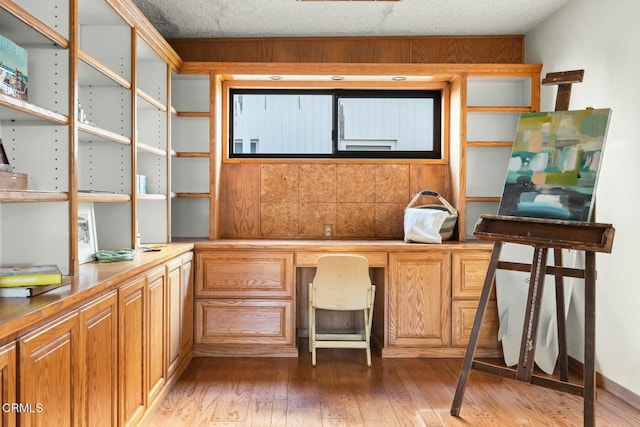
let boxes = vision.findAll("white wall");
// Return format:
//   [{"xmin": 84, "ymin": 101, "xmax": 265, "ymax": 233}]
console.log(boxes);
[{"xmin": 526, "ymin": 0, "xmax": 640, "ymax": 395}]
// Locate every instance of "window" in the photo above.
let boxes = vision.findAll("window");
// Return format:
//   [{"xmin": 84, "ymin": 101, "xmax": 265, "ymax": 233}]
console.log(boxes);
[{"xmin": 229, "ymin": 89, "xmax": 442, "ymax": 159}]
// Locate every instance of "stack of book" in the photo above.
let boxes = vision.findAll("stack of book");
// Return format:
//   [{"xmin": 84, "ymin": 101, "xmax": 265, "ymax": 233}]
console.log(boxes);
[{"xmin": 0, "ymin": 265, "xmax": 66, "ymax": 297}]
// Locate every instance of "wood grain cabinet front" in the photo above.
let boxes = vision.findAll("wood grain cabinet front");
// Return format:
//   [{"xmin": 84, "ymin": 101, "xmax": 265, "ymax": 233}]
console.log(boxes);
[
  {"xmin": 196, "ymin": 251, "xmax": 294, "ymax": 298},
  {"xmin": 146, "ymin": 267, "xmax": 167, "ymax": 406},
  {"xmin": 0, "ymin": 341, "xmax": 16, "ymax": 427},
  {"xmin": 195, "ymin": 299, "xmax": 295, "ymax": 347},
  {"xmin": 166, "ymin": 252, "xmax": 194, "ymax": 378},
  {"xmin": 387, "ymin": 251, "xmax": 452, "ymax": 353},
  {"xmin": 79, "ymin": 291, "xmax": 118, "ymax": 427},
  {"xmin": 194, "ymin": 250, "xmax": 297, "ymax": 357},
  {"xmin": 451, "ymin": 250, "xmax": 500, "ymax": 351},
  {"xmin": 19, "ymin": 312, "xmax": 81, "ymax": 427},
  {"xmin": 180, "ymin": 253, "xmax": 194, "ymax": 359},
  {"xmin": 118, "ymin": 275, "xmax": 147, "ymax": 427}
]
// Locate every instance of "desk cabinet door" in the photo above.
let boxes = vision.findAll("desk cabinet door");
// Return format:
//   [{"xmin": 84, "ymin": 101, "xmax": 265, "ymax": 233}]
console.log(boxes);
[
  {"xmin": 180, "ymin": 253, "xmax": 194, "ymax": 357},
  {"xmin": 388, "ymin": 252, "xmax": 451, "ymax": 347},
  {"xmin": 146, "ymin": 267, "xmax": 166, "ymax": 405},
  {"xmin": 19, "ymin": 312, "xmax": 80, "ymax": 427},
  {"xmin": 80, "ymin": 291, "xmax": 118, "ymax": 427},
  {"xmin": 119, "ymin": 275, "xmax": 147, "ymax": 427},
  {"xmin": 0, "ymin": 342, "xmax": 16, "ymax": 427}
]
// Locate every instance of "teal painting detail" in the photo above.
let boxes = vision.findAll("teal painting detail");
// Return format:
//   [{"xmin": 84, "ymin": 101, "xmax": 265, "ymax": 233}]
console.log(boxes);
[{"xmin": 497, "ymin": 109, "xmax": 611, "ymax": 221}]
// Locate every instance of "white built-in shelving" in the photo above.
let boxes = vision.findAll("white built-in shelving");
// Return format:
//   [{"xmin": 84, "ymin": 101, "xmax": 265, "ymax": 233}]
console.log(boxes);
[
  {"xmin": 463, "ymin": 76, "xmax": 538, "ymax": 238},
  {"xmin": 0, "ymin": 0, "xmax": 180, "ymax": 273},
  {"xmin": 0, "ymin": 0, "xmax": 71, "ymax": 273},
  {"xmin": 77, "ymin": 0, "xmax": 133, "ymax": 252},
  {"xmin": 170, "ymin": 72, "xmax": 210, "ymax": 239},
  {"xmin": 136, "ymin": 33, "xmax": 169, "ymax": 244}
]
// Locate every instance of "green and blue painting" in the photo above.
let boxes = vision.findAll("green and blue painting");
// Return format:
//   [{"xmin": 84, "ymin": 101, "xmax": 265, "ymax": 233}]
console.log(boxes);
[{"xmin": 497, "ymin": 108, "xmax": 611, "ymax": 221}]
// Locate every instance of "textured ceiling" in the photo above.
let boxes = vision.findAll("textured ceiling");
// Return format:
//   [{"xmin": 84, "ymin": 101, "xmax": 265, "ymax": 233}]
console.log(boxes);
[{"xmin": 133, "ymin": 0, "xmax": 572, "ymax": 39}]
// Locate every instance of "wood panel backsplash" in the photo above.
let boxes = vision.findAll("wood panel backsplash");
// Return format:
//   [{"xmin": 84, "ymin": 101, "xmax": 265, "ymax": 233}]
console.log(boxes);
[{"xmin": 220, "ymin": 162, "xmax": 450, "ymax": 239}]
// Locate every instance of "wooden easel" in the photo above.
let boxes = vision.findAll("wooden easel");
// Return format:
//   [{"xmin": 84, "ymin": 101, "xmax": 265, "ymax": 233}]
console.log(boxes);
[{"xmin": 450, "ymin": 70, "xmax": 615, "ymax": 427}]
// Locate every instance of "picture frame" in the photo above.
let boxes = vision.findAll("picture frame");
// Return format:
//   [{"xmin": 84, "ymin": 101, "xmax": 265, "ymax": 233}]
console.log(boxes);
[
  {"xmin": 0, "ymin": 138, "xmax": 10, "ymax": 172},
  {"xmin": 77, "ymin": 202, "xmax": 98, "ymax": 264}
]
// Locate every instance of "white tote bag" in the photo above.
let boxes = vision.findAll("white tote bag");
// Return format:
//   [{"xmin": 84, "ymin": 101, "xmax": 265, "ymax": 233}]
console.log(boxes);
[{"xmin": 403, "ymin": 190, "xmax": 457, "ymax": 244}]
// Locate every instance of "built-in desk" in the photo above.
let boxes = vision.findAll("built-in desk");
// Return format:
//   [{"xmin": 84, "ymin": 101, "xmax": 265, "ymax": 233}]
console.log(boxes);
[{"xmin": 192, "ymin": 240, "xmax": 501, "ymax": 358}]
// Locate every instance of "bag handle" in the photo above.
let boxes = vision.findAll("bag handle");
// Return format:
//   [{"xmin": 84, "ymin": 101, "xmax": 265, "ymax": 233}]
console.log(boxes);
[{"xmin": 406, "ymin": 190, "xmax": 458, "ymax": 214}]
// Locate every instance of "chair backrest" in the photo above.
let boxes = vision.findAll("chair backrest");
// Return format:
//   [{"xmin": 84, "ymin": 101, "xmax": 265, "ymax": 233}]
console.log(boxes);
[{"xmin": 312, "ymin": 254, "xmax": 372, "ymax": 310}]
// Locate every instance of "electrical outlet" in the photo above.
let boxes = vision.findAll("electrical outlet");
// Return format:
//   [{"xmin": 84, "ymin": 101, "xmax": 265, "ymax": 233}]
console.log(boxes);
[{"xmin": 324, "ymin": 224, "xmax": 333, "ymax": 237}]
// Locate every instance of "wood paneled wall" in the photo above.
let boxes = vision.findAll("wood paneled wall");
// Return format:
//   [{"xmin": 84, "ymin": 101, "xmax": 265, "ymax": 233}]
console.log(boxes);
[
  {"xmin": 220, "ymin": 162, "xmax": 450, "ymax": 239},
  {"xmin": 169, "ymin": 35, "xmax": 524, "ymax": 64}
]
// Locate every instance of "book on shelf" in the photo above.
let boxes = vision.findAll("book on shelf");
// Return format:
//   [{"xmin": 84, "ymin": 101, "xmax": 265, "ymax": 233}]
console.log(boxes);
[
  {"xmin": 0, "ymin": 264, "xmax": 62, "ymax": 287},
  {"xmin": 0, "ymin": 281, "xmax": 68, "ymax": 298}
]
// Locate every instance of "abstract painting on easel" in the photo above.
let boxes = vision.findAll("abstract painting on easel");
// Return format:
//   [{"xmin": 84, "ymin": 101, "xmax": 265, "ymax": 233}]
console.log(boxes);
[{"xmin": 497, "ymin": 108, "xmax": 611, "ymax": 221}]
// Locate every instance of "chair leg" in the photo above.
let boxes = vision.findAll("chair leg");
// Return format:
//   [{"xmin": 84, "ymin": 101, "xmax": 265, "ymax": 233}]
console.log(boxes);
[
  {"xmin": 364, "ymin": 308, "xmax": 372, "ymax": 367},
  {"xmin": 309, "ymin": 283, "xmax": 313, "ymax": 353}
]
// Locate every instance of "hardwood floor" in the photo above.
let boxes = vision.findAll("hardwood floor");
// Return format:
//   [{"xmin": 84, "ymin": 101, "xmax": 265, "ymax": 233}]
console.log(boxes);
[{"xmin": 150, "ymin": 344, "xmax": 640, "ymax": 426}]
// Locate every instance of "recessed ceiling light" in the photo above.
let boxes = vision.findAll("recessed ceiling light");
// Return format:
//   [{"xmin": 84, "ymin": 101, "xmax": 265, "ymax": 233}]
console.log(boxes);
[
  {"xmin": 331, "ymin": 76, "xmax": 345, "ymax": 81},
  {"xmin": 270, "ymin": 76, "xmax": 283, "ymax": 80},
  {"xmin": 392, "ymin": 76, "xmax": 406, "ymax": 81}
]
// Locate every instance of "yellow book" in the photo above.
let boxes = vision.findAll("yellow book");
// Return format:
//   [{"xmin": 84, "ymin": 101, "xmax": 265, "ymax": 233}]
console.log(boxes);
[{"xmin": 0, "ymin": 265, "xmax": 62, "ymax": 287}]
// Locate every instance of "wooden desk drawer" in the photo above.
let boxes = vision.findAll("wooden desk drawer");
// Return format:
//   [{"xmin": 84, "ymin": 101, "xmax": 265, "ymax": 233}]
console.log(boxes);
[
  {"xmin": 452, "ymin": 300, "xmax": 500, "ymax": 348},
  {"xmin": 196, "ymin": 251, "xmax": 294, "ymax": 298},
  {"xmin": 195, "ymin": 299, "xmax": 294, "ymax": 346},
  {"xmin": 452, "ymin": 250, "xmax": 494, "ymax": 299},
  {"xmin": 295, "ymin": 251, "xmax": 387, "ymax": 267}
]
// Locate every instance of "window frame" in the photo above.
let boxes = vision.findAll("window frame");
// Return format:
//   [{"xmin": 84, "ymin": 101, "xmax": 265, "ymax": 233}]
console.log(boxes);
[{"xmin": 228, "ymin": 87, "xmax": 442, "ymax": 160}]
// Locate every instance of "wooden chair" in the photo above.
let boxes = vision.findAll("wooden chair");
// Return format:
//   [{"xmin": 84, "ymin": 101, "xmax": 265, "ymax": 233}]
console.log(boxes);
[{"xmin": 308, "ymin": 254, "xmax": 376, "ymax": 366}]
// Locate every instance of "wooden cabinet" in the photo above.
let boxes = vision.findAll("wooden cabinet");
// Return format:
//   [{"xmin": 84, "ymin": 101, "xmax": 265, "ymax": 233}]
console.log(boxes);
[
  {"xmin": 19, "ymin": 312, "xmax": 81, "ymax": 426},
  {"xmin": 180, "ymin": 253, "xmax": 194, "ymax": 357},
  {"xmin": 118, "ymin": 275, "xmax": 147, "ymax": 427},
  {"xmin": 194, "ymin": 250, "xmax": 297, "ymax": 356},
  {"xmin": 79, "ymin": 291, "xmax": 118, "ymax": 427},
  {"xmin": 146, "ymin": 267, "xmax": 166, "ymax": 405},
  {"xmin": 0, "ymin": 246, "xmax": 192, "ymax": 426},
  {"xmin": 117, "ymin": 266, "xmax": 169, "ymax": 426},
  {"xmin": 115, "ymin": 253, "xmax": 192, "ymax": 425},
  {"xmin": 167, "ymin": 257, "xmax": 182, "ymax": 377},
  {"xmin": 387, "ymin": 252, "xmax": 452, "ymax": 353},
  {"xmin": 451, "ymin": 251, "xmax": 500, "ymax": 350},
  {"xmin": 0, "ymin": 342, "xmax": 16, "ymax": 427},
  {"xmin": 167, "ymin": 252, "xmax": 194, "ymax": 377}
]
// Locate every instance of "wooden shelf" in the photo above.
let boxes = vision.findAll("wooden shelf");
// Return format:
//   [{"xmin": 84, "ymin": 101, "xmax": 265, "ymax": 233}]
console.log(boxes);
[
  {"xmin": 466, "ymin": 196, "xmax": 501, "ymax": 203},
  {"xmin": 78, "ymin": 122, "xmax": 131, "ymax": 145},
  {"xmin": 0, "ymin": 94, "xmax": 68, "ymax": 125},
  {"xmin": 173, "ymin": 111, "xmax": 209, "ymax": 118},
  {"xmin": 78, "ymin": 192, "xmax": 131, "ymax": 203},
  {"xmin": 174, "ymin": 152, "xmax": 209, "ymax": 158},
  {"xmin": 466, "ymin": 141, "xmax": 514, "ymax": 147},
  {"xmin": 137, "ymin": 143, "xmax": 167, "ymax": 157},
  {"xmin": 0, "ymin": 1, "xmax": 68, "ymax": 48},
  {"xmin": 466, "ymin": 106, "xmax": 532, "ymax": 113},
  {"xmin": 78, "ymin": 49, "xmax": 131, "ymax": 89},
  {"xmin": 137, "ymin": 89, "xmax": 167, "ymax": 111},
  {"xmin": 137, "ymin": 194, "xmax": 167, "ymax": 201},
  {"xmin": 0, "ymin": 190, "xmax": 69, "ymax": 202},
  {"xmin": 174, "ymin": 192, "xmax": 209, "ymax": 199}
]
